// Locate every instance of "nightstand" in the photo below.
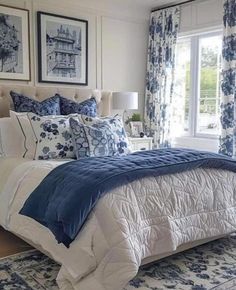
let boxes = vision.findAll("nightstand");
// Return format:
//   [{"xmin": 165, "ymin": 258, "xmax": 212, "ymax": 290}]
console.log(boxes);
[{"xmin": 128, "ymin": 137, "xmax": 153, "ymax": 152}]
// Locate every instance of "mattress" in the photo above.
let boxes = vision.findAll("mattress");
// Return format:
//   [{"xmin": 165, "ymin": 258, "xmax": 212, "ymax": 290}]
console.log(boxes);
[{"xmin": 0, "ymin": 157, "xmax": 236, "ymax": 290}]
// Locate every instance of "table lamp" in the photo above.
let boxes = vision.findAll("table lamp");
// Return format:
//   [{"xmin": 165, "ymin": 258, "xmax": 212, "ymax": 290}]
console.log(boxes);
[{"xmin": 112, "ymin": 92, "xmax": 138, "ymax": 122}]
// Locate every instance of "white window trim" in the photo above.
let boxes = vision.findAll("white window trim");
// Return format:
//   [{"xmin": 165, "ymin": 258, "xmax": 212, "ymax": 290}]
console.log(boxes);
[
  {"xmin": 178, "ymin": 26, "xmax": 222, "ymax": 39},
  {"xmin": 174, "ymin": 27, "xmax": 222, "ymax": 152},
  {"xmin": 195, "ymin": 32, "xmax": 220, "ymax": 139},
  {"xmin": 173, "ymin": 136, "xmax": 219, "ymax": 152}
]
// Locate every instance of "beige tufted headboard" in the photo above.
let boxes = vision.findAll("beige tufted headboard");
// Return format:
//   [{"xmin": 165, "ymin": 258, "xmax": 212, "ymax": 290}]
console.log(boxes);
[{"xmin": 0, "ymin": 85, "xmax": 112, "ymax": 118}]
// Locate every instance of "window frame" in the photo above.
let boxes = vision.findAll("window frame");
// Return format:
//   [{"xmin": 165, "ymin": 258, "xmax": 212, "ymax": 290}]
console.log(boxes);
[{"xmin": 176, "ymin": 28, "xmax": 223, "ymax": 140}]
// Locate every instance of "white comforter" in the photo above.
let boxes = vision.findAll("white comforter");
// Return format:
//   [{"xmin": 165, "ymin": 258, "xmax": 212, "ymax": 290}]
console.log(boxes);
[{"xmin": 0, "ymin": 157, "xmax": 236, "ymax": 290}]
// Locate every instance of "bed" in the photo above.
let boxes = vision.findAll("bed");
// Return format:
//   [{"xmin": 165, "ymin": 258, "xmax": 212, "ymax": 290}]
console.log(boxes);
[{"xmin": 0, "ymin": 85, "xmax": 236, "ymax": 290}]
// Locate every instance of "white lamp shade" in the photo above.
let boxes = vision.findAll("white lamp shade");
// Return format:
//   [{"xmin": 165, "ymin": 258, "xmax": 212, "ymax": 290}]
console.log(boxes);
[{"xmin": 112, "ymin": 92, "xmax": 138, "ymax": 110}]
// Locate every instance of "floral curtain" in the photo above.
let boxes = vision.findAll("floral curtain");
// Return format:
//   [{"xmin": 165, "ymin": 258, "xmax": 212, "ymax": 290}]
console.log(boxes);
[
  {"xmin": 144, "ymin": 7, "xmax": 180, "ymax": 148},
  {"xmin": 219, "ymin": 0, "xmax": 236, "ymax": 157}
]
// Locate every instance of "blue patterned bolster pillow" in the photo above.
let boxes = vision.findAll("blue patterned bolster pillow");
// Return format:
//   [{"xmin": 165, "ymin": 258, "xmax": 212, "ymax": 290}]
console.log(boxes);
[
  {"xmin": 59, "ymin": 94, "xmax": 97, "ymax": 117},
  {"xmin": 10, "ymin": 91, "xmax": 61, "ymax": 116}
]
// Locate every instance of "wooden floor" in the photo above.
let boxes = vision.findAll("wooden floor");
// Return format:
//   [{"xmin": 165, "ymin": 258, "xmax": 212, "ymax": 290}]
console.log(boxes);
[{"xmin": 0, "ymin": 227, "xmax": 33, "ymax": 258}]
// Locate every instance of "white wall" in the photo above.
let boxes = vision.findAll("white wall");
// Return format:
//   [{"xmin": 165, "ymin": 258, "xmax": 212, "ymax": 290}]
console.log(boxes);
[
  {"xmin": 180, "ymin": 0, "xmax": 223, "ymax": 33},
  {"xmin": 102, "ymin": 17, "xmax": 147, "ymax": 111},
  {"xmin": 0, "ymin": 0, "xmax": 149, "ymax": 113}
]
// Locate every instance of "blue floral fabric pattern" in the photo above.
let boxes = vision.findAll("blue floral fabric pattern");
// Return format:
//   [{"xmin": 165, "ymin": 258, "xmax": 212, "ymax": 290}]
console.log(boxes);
[
  {"xmin": 70, "ymin": 117, "xmax": 117, "ymax": 158},
  {"xmin": 28, "ymin": 113, "xmax": 77, "ymax": 160},
  {"xmin": 10, "ymin": 91, "xmax": 61, "ymax": 116},
  {"xmin": 125, "ymin": 233, "xmax": 236, "ymax": 290},
  {"xmin": 2, "ymin": 234, "xmax": 236, "ymax": 290},
  {"xmin": 219, "ymin": 0, "xmax": 236, "ymax": 157},
  {"xmin": 0, "ymin": 250, "xmax": 59, "ymax": 290},
  {"xmin": 144, "ymin": 7, "xmax": 180, "ymax": 148},
  {"xmin": 80, "ymin": 115, "xmax": 131, "ymax": 155},
  {"xmin": 59, "ymin": 95, "xmax": 97, "ymax": 117}
]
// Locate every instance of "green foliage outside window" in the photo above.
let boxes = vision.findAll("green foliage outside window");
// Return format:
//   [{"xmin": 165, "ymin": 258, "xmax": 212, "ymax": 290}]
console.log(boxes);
[{"xmin": 184, "ymin": 45, "xmax": 220, "ymax": 116}]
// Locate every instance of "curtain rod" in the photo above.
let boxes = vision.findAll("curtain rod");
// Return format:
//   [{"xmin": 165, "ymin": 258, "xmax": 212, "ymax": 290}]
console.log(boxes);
[{"xmin": 151, "ymin": 0, "xmax": 197, "ymax": 12}]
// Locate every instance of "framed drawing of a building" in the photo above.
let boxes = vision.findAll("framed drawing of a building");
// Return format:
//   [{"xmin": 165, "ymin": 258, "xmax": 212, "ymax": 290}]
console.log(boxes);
[
  {"xmin": 0, "ymin": 5, "xmax": 30, "ymax": 81},
  {"xmin": 37, "ymin": 12, "xmax": 88, "ymax": 85}
]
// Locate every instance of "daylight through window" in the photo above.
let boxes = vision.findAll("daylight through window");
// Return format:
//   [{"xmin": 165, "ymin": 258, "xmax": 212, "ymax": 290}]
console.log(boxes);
[{"xmin": 172, "ymin": 31, "xmax": 222, "ymax": 139}]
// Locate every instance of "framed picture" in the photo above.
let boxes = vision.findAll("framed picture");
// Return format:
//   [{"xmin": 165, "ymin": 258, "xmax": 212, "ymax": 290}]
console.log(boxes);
[
  {"xmin": 37, "ymin": 11, "xmax": 88, "ymax": 86},
  {"xmin": 0, "ymin": 5, "xmax": 30, "ymax": 81},
  {"xmin": 130, "ymin": 121, "xmax": 143, "ymax": 137}
]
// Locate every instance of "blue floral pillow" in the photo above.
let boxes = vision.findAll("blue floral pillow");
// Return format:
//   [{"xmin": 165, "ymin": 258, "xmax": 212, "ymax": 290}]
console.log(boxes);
[
  {"xmin": 28, "ymin": 113, "xmax": 79, "ymax": 160},
  {"xmin": 70, "ymin": 118, "xmax": 117, "ymax": 159},
  {"xmin": 80, "ymin": 115, "xmax": 131, "ymax": 155},
  {"xmin": 59, "ymin": 95, "xmax": 97, "ymax": 116},
  {"xmin": 10, "ymin": 91, "xmax": 61, "ymax": 116}
]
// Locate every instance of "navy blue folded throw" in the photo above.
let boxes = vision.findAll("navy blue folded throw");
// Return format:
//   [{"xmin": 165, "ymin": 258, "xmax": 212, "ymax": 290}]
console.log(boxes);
[{"xmin": 20, "ymin": 148, "xmax": 236, "ymax": 247}]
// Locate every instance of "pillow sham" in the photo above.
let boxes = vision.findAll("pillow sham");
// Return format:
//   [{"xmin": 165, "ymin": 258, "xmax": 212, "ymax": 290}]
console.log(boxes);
[
  {"xmin": 28, "ymin": 113, "xmax": 79, "ymax": 160},
  {"xmin": 59, "ymin": 95, "xmax": 97, "ymax": 117},
  {"xmin": 0, "ymin": 117, "xmax": 25, "ymax": 158},
  {"xmin": 80, "ymin": 115, "xmax": 131, "ymax": 155},
  {"xmin": 10, "ymin": 91, "xmax": 61, "ymax": 115},
  {"xmin": 10, "ymin": 111, "xmax": 37, "ymax": 159},
  {"xmin": 70, "ymin": 118, "xmax": 117, "ymax": 158}
]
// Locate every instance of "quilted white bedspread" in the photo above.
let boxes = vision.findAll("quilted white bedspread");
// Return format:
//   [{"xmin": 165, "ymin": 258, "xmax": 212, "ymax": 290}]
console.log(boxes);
[{"xmin": 0, "ymin": 158, "xmax": 236, "ymax": 290}]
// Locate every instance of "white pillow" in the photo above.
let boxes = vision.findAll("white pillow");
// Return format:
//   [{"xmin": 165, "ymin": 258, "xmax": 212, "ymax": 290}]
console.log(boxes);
[
  {"xmin": 28, "ymin": 113, "xmax": 81, "ymax": 160},
  {"xmin": 0, "ymin": 117, "xmax": 25, "ymax": 157},
  {"xmin": 10, "ymin": 111, "xmax": 36, "ymax": 159}
]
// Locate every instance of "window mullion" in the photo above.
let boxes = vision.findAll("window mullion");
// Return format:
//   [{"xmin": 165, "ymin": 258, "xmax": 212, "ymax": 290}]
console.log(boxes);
[{"xmin": 189, "ymin": 36, "xmax": 199, "ymax": 137}]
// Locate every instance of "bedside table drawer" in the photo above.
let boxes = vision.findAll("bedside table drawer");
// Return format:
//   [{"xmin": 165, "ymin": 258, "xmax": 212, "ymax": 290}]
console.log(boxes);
[
  {"xmin": 128, "ymin": 137, "xmax": 153, "ymax": 152},
  {"xmin": 133, "ymin": 141, "xmax": 150, "ymax": 151}
]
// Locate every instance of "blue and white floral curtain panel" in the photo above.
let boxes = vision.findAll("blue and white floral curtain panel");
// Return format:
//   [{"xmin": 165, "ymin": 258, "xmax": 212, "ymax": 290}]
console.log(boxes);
[
  {"xmin": 219, "ymin": 0, "xmax": 236, "ymax": 157},
  {"xmin": 144, "ymin": 7, "xmax": 180, "ymax": 148}
]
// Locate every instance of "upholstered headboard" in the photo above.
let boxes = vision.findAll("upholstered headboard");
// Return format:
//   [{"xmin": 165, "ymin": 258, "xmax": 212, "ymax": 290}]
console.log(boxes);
[{"xmin": 0, "ymin": 85, "xmax": 112, "ymax": 118}]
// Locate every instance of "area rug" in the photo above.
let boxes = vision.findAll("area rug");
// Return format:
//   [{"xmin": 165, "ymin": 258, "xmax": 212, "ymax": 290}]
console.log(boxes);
[{"xmin": 1, "ymin": 234, "xmax": 236, "ymax": 290}]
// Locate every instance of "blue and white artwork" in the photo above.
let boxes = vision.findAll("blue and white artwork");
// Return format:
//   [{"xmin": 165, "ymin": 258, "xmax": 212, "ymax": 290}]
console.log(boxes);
[
  {"xmin": 38, "ymin": 12, "xmax": 88, "ymax": 85},
  {"xmin": 0, "ymin": 5, "xmax": 30, "ymax": 80},
  {"xmin": 46, "ymin": 22, "xmax": 81, "ymax": 79}
]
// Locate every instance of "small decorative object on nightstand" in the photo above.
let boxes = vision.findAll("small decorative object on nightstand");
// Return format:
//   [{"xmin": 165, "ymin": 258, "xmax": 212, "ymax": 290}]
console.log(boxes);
[
  {"xmin": 128, "ymin": 137, "xmax": 153, "ymax": 152},
  {"xmin": 130, "ymin": 121, "xmax": 143, "ymax": 137}
]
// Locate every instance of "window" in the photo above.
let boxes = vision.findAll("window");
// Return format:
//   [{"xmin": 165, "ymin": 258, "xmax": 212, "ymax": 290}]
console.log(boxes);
[
  {"xmin": 172, "ymin": 31, "xmax": 222, "ymax": 139},
  {"xmin": 172, "ymin": 38, "xmax": 191, "ymax": 136}
]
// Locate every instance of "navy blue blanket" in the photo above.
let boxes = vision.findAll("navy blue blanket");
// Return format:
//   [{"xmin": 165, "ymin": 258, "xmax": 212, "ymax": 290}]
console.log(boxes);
[{"xmin": 20, "ymin": 148, "xmax": 236, "ymax": 247}]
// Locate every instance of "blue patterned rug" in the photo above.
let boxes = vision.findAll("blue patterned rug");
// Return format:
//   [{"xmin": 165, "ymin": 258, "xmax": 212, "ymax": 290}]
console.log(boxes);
[{"xmin": 1, "ymin": 234, "xmax": 236, "ymax": 290}]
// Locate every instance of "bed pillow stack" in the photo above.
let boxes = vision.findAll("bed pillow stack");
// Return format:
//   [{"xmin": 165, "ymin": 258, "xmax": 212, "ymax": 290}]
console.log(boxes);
[
  {"xmin": 9, "ymin": 91, "xmax": 98, "ymax": 159},
  {"xmin": 10, "ymin": 91, "xmax": 97, "ymax": 117},
  {"xmin": 9, "ymin": 91, "xmax": 131, "ymax": 160}
]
